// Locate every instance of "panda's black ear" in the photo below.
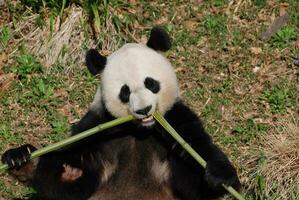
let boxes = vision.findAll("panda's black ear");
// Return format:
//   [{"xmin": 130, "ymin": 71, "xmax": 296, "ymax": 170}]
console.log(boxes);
[
  {"xmin": 147, "ymin": 27, "xmax": 171, "ymax": 52},
  {"xmin": 85, "ymin": 49, "xmax": 106, "ymax": 75}
]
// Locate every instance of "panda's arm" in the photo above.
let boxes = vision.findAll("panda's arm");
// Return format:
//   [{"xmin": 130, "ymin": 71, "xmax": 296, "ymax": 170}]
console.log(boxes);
[
  {"xmin": 1, "ymin": 141, "xmax": 103, "ymax": 200},
  {"xmin": 164, "ymin": 101, "xmax": 241, "ymax": 199},
  {"xmin": 71, "ymin": 109, "xmax": 103, "ymax": 135},
  {"xmin": 71, "ymin": 87, "xmax": 107, "ymax": 136},
  {"xmin": 164, "ymin": 101, "xmax": 229, "ymax": 161}
]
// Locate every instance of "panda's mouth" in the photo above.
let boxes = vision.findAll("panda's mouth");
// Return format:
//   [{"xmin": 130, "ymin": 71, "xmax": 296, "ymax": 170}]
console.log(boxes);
[{"xmin": 140, "ymin": 115, "xmax": 155, "ymax": 126}]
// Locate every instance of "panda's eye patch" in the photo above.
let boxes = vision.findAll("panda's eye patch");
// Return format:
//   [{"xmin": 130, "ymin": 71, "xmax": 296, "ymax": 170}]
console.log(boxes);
[
  {"xmin": 144, "ymin": 77, "xmax": 160, "ymax": 93},
  {"xmin": 119, "ymin": 84, "xmax": 131, "ymax": 103}
]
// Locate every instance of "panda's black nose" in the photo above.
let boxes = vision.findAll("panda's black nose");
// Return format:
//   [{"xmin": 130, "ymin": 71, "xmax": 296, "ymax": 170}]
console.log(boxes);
[{"xmin": 135, "ymin": 105, "xmax": 152, "ymax": 116}]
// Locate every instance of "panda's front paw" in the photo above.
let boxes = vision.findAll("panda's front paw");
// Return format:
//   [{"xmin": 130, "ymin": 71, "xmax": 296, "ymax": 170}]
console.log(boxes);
[
  {"xmin": 204, "ymin": 160, "xmax": 241, "ymax": 190},
  {"xmin": 1, "ymin": 144, "xmax": 37, "ymax": 168}
]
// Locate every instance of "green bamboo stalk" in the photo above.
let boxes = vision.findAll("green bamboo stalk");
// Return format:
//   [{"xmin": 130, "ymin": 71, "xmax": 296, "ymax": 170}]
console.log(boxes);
[
  {"xmin": 153, "ymin": 111, "xmax": 245, "ymax": 200},
  {"xmin": 0, "ymin": 115, "xmax": 134, "ymax": 173}
]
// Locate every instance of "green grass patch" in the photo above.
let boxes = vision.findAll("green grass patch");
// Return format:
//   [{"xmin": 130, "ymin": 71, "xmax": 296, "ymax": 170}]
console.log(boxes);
[
  {"xmin": 271, "ymin": 26, "xmax": 298, "ymax": 48},
  {"xmin": 0, "ymin": 123, "xmax": 22, "ymax": 152},
  {"xmin": 231, "ymin": 119, "xmax": 268, "ymax": 144},
  {"xmin": 0, "ymin": 180, "xmax": 14, "ymax": 199},
  {"xmin": 0, "ymin": 26, "xmax": 11, "ymax": 51},
  {"xmin": 261, "ymin": 83, "xmax": 297, "ymax": 113},
  {"xmin": 287, "ymin": 0, "xmax": 299, "ymax": 27},
  {"xmin": 212, "ymin": 79, "xmax": 233, "ymax": 94},
  {"xmin": 202, "ymin": 14, "xmax": 228, "ymax": 48},
  {"xmin": 211, "ymin": 0, "xmax": 229, "ymax": 7},
  {"xmin": 35, "ymin": 14, "xmax": 46, "ymax": 28},
  {"xmin": 15, "ymin": 75, "xmax": 61, "ymax": 106},
  {"xmin": 13, "ymin": 54, "xmax": 43, "ymax": 80},
  {"xmin": 47, "ymin": 111, "xmax": 69, "ymax": 142},
  {"xmin": 252, "ymin": 0, "xmax": 267, "ymax": 8},
  {"xmin": 173, "ymin": 29, "xmax": 201, "ymax": 48},
  {"xmin": 21, "ymin": 0, "xmax": 66, "ymax": 16},
  {"xmin": 231, "ymin": 30, "xmax": 243, "ymax": 46},
  {"xmin": 203, "ymin": 14, "xmax": 227, "ymax": 35},
  {"xmin": 22, "ymin": 187, "xmax": 37, "ymax": 199}
]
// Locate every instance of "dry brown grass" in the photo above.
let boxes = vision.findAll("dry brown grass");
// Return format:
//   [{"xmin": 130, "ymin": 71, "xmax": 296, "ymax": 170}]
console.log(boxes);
[
  {"xmin": 8, "ymin": 5, "xmax": 134, "ymax": 71},
  {"xmin": 6, "ymin": 6, "xmax": 95, "ymax": 70},
  {"xmin": 244, "ymin": 116, "xmax": 299, "ymax": 199},
  {"xmin": 31, "ymin": 6, "xmax": 84, "ymax": 68}
]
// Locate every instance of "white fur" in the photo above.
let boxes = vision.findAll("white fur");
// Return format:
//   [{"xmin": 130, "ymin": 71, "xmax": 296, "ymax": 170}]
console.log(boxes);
[
  {"xmin": 151, "ymin": 154, "xmax": 170, "ymax": 183},
  {"xmin": 92, "ymin": 43, "xmax": 179, "ymax": 123},
  {"xmin": 129, "ymin": 89, "xmax": 156, "ymax": 119},
  {"xmin": 90, "ymin": 87, "xmax": 102, "ymax": 114}
]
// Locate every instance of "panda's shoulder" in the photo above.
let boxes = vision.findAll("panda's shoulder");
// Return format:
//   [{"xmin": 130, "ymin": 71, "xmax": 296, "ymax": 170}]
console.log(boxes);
[{"xmin": 165, "ymin": 100, "xmax": 199, "ymax": 124}]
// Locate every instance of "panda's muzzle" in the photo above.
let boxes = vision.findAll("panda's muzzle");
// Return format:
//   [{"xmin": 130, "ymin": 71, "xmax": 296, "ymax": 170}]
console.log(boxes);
[
  {"xmin": 134, "ymin": 105, "xmax": 155, "ymax": 126},
  {"xmin": 135, "ymin": 105, "xmax": 152, "ymax": 116}
]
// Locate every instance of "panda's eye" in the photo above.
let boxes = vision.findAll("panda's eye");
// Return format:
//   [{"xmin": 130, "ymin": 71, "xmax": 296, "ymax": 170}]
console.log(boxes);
[
  {"xmin": 144, "ymin": 77, "xmax": 160, "ymax": 93},
  {"xmin": 119, "ymin": 84, "xmax": 131, "ymax": 103}
]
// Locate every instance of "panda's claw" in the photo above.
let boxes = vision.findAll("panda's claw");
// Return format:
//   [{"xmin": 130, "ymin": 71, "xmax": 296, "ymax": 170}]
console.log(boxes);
[
  {"xmin": 11, "ymin": 159, "xmax": 15, "ymax": 167},
  {"xmin": 27, "ymin": 146, "xmax": 32, "ymax": 154},
  {"xmin": 1, "ymin": 144, "xmax": 37, "ymax": 169}
]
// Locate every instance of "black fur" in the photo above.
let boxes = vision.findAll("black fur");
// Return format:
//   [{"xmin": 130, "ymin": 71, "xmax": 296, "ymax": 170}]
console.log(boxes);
[
  {"xmin": 119, "ymin": 84, "xmax": 131, "ymax": 103},
  {"xmin": 85, "ymin": 49, "xmax": 106, "ymax": 75},
  {"xmin": 147, "ymin": 27, "xmax": 171, "ymax": 52},
  {"xmin": 71, "ymin": 110, "xmax": 104, "ymax": 135},
  {"xmin": 2, "ymin": 101, "xmax": 240, "ymax": 200},
  {"xmin": 144, "ymin": 77, "xmax": 160, "ymax": 93}
]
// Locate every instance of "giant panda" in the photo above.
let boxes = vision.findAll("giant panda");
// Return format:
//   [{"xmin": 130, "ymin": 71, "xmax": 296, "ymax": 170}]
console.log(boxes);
[{"xmin": 1, "ymin": 27, "xmax": 241, "ymax": 200}]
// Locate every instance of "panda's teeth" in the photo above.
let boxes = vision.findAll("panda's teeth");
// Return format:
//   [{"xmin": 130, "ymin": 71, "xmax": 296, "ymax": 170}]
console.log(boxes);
[{"xmin": 142, "ymin": 116, "xmax": 153, "ymax": 123}]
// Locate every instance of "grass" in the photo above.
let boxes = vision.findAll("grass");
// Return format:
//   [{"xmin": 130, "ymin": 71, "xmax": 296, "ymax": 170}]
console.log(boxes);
[
  {"xmin": 12, "ymin": 54, "xmax": 43, "ymax": 79},
  {"xmin": 245, "ymin": 120, "xmax": 299, "ymax": 200},
  {"xmin": 0, "ymin": 0, "xmax": 298, "ymax": 199},
  {"xmin": 0, "ymin": 26, "xmax": 11, "ymax": 51},
  {"xmin": 252, "ymin": 0, "xmax": 267, "ymax": 8},
  {"xmin": 197, "ymin": 12, "xmax": 229, "ymax": 49},
  {"xmin": 271, "ymin": 26, "xmax": 298, "ymax": 48},
  {"xmin": 261, "ymin": 83, "xmax": 297, "ymax": 113}
]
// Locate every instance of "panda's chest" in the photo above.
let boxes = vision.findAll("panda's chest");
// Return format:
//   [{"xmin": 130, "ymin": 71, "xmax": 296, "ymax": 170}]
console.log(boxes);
[
  {"xmin": 118, "ymin": 137, "xmax": 170, "ymax": 183},
  {"xmin": 92, "ymin": 137, "xmax": 174, "ymax": 200}
]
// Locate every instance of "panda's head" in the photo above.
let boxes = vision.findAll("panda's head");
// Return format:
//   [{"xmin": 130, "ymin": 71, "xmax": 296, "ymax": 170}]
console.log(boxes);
[{"xmin": 87, "ymin": 27, "xmax": 179, "ymax": 127}]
